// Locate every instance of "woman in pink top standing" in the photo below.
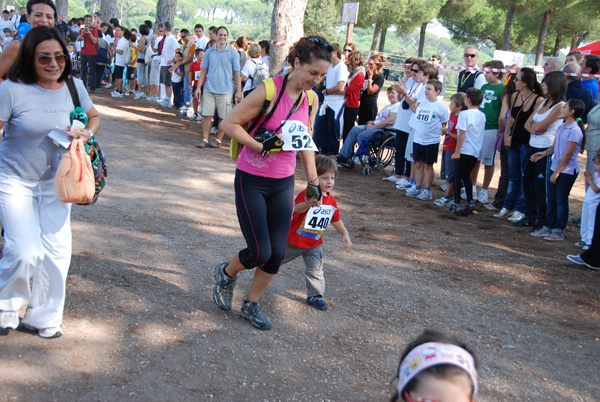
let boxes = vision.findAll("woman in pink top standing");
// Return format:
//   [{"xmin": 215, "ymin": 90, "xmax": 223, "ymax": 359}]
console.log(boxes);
[{"xmin": 214, "ymin": 36, "xmax": 332, "ymax": 330}]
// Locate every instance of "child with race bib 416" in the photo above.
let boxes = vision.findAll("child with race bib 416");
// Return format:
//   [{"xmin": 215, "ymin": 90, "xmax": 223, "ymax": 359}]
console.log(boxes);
[{"xmin": 281, "ymin": 155, "xmax": 352, "ymax": 310}]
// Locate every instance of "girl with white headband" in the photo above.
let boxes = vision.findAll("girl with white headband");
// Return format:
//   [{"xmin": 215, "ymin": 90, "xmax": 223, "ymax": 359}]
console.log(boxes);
[{"xmin": 391, "ymin": 330, "xmax": 479, "ymax": 402}]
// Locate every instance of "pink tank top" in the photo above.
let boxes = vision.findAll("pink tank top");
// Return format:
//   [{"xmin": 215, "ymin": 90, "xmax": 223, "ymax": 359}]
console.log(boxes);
[{"xmin": 236, "ymin": 74, "xmax": 310, "ymax": 178}]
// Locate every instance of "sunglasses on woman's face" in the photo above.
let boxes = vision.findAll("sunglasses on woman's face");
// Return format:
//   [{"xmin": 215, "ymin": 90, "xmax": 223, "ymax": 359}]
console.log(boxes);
[
  {"xmin": 344, "ymin": 48, "xmax": 352, "ymax": 52},
  {"xmin": 36, "ymin": 54, "xmax": 68, "ymax": 65},
  {"xmin": 309, "ymin": 37, "xmax": 334, "ymax": 52}
]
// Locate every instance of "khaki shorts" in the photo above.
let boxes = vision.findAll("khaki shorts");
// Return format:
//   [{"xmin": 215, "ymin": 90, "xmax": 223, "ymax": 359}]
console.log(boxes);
[
  {"xmin": 202, "ymin": 91, "xmax": 233, "ymax": 117},
  {"xmin": 149, "ymin": 58, "xmax": 160, "ymax": 86}
]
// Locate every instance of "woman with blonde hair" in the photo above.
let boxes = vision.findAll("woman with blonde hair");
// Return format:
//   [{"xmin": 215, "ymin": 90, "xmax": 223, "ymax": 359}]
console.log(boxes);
[{"xmin": 358, "ymin": 54, "xmax": 385, "ymax": 124}]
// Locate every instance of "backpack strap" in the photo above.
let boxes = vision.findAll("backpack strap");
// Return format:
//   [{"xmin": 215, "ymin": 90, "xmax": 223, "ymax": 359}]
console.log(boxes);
[
  {"xmin": 307, "ymin": 89, "xmax": 314, "ymax": 114},
  {"xmin": 65, "ymin": 76, "xmax": 81, "ymax": 108},
  {"xmin": 247, "ymin": 76, "xmax": 285, "ymax": 135}
]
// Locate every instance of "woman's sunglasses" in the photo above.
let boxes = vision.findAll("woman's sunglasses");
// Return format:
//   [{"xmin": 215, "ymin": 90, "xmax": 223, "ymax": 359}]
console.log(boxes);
[
  {"xmin": 309, "ymin": 37, "xmax": 334, "ymax": 52},
  {"xmin": 37, "ymin": 54, "xmax": 68, "ymax": 65}
]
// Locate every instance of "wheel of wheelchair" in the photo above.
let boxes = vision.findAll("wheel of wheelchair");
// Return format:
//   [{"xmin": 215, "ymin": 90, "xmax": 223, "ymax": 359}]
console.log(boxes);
[
  {"xmin": 377, "ymin": 135, "xmax": 396, "ymax": 177},
  {"xmin": 362, "ymin": 165, "xmax": 373, "ymax": 176}
]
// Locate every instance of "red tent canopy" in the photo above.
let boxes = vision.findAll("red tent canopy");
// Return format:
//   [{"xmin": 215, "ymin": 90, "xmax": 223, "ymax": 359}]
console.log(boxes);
[{"xmin": 573, "ymin": 40, "xmax": 600, "ymax": 56}]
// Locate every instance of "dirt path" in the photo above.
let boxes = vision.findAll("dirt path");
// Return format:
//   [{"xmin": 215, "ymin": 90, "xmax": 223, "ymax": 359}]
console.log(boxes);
[{"xmin": 1, "ymin": 90, "xmax": 599, "ymax": 401}]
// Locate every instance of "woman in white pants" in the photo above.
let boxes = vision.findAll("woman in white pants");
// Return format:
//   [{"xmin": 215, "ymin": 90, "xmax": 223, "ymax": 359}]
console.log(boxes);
[{"xmin": 0, "ymin": 26, "xmax": 100, "ymax": 338}]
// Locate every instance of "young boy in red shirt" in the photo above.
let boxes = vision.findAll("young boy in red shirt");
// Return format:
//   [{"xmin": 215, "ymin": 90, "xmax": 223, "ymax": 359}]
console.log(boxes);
[
  {"xmin": 188, "ymin": 48, "xmax": 204, "ymax": 121},
  {"xmin": 281, "ymin": 155, "xmax": 352, "ymax": 310}
]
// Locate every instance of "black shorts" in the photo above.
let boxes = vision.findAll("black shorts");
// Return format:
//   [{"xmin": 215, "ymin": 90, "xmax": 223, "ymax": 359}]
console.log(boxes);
[
  {"xmin": 113, "ymin": 65, "xmax": 124, "ymax": 80},
  {"xmin": 413, "ymin": 142, "xmax": 439, "ymax": 165},
  {"xmin": 126, "ymin": 66, "xmax": 137, "ymax": 80}
]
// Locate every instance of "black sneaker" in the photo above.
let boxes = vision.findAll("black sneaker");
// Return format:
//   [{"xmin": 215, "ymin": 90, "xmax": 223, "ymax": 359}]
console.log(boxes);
[
  {"xmin": 213, "ymin": 262, "xmax": 236, "ymax": 311},
  {"xmin": 458, "ymin": 202, "xmax": 475, "ymax": 216},
  {"xmin": 240, "ymin": 298, "xmax": 272, "ymax": 330},
  {"xmin": 513, "ymin": 218, "xmax": 535, "ymax": 227}
]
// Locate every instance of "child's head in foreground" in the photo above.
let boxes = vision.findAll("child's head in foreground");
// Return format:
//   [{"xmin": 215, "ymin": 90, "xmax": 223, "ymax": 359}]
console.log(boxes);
[
  {"xmin": 449, "ymin": 93, "xmax": 467, "ymax": 115},
  {"xmin": 465, "ymin": 87, "xmax": 483, "ymax": 108},
  {"xmin": 391, "ymin": 330, "xmax": 479, "ymax": 402},
  {"xmin": 315, "ymin": 155, "xmax": 338, "ymax": 195}
]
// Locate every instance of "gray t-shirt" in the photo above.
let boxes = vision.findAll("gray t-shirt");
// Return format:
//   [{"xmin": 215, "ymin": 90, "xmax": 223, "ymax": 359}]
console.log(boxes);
[{"xmin": 0, "ymin": 78, "xmax": 93, "ymax": 181}]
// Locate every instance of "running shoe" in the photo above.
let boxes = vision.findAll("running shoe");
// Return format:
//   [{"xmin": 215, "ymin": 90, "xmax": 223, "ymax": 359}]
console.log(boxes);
[
  {"xmin": 493, "ymin": 208, "xmax": 511, "ymax": 218},
  {"xmin": 0, "ymin": 311, "xmax": 19, "ymax": 329},
  {"xmin": 213, "ymin": 262, "xmax": 236, "ymax": 311},
  {"xmin": 383, "ymin": 175, "xmax": 400, "ymax": 183},
  {"xmin": 507, "ymin": 211, "xmax": 525, "ymax": 222},
  {"xmin": 433, "ymin": 196, "xmax": 453, "ymax": 207},
  {"xmin": 21, "ymin": 323, "xmax": 62, "ymax": 339},
  {"xmin": 396, "ymin": 180, "xmax": 413, "ymax": 190},
  {"xmin": 440, "ymin": 184, "xmax": 448, "ymax": 192},
  {"xmin": 477, "ymin": 189, "xmax": 488, "ymax": 204},
  {"xmin": 484, "ymin": 203, "xmax": 498, "ymax": 211},
  {"xmin": 416, "ymin": 188, "xmax": 432, "ymax": 201},
  {"xmin": 405, "ymin": 187, "xmax": 421, "ymax": 198},
  {"xmin": 240, "ymin": 298, "xmax": 272, "ymax": 330},
  {"xmin": 574, "ymin": 240, "xmax": 587, "ymax": 248},
  {"xmin": 566, "ymin": 255, "xmax": 600, "ymax": 270}
]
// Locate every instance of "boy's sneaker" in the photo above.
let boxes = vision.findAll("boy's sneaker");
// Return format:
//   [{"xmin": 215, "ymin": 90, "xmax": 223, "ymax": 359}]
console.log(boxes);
[
  {"xmin": 133, "ymin": 92, "xmax": 145, "ymax": 100},
  {"xmin": 240, "ymin": 298, "xmax": 272, "ymax": 330},
  {"xmin": 484, "ymin": 203, "xmax": 498, "ymax": 211},
  {"xmin": 567, "ymin": 254, "xmax": 600, "ymax": 270},
  {"xmin": 450, "ymin": 204, "xmax": 462, "ymax": 215},
  {"xmin": 0, "ymin": 311, "xmax": 19, "ymax": 329},
  {"xmin": 574, "ymin": 240, "xmax": 587, "ymax": 248},
  {"xmin": 189, "ymin": 113, "xmax": 198, "ymax": 121},
  {"xmin": 416, "ymin": 188, "xmax": 432, "ymax": 201},
  {"xmin": 213, "ymin": 262, "xmax": 236, "ymax": 311},
  {"xmin": 405, "ymin": 187, "xmax": 421, "ymax": 198},
  {"xmin": 477, "ymin": 189, "xmax": 488, "ymax": 204},
  {"xmin": 210, "ymin": 127, "xmax": 218, "ymax": 136},
  {"xmin": 146, "ymin": 96, "xmax": 157, "ymax": 101},
  {"xmin": 460, "ymin": 188, "xmax": 478, "ymax": 202},
  {"xmin": 440, "ymin": 184, "xmax": 448, "ymax": 192},
  {"xmin": 493, "ymin": 207, "xmax": 511, "ymax": 218},
  {"xmin": 507, "ymin": 211, "xmax": 525, "ymax": 222},
  {"xmin": 110, "ymin": 91, "xmax": 123, "ymax": 98},
  {"xmin": 434, "ymin": 196, "xmax": 453, "ymax": 207},
  {"xmin": 102, "ymin": 82, "xmax": 111, "ymax": 88},
  {"xmin": 159, "ymin": 99, "xmax": 172, "ymax": 107},
  {"xmin": 396, "ymin": 181, "xmax": 413, "ymax": 190},
  {"xmin": 306, "ymin": 296, "xmax": 329, "ymax": 310}
]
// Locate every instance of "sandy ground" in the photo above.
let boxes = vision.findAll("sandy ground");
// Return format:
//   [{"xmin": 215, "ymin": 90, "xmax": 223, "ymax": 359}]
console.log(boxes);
[{"xmin": 1, "ymin": 89, "xmax": 599, "ymax": 401}]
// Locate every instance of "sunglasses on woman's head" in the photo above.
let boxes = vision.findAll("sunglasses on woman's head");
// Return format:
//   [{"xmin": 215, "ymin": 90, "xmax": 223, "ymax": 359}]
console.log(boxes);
[
  {"xmin": 37, "ymin": 54, "xmax": 68, "ymax": 65},
  {"xmin": 309, "ymin": 37, "xmax": 334, "ymax": 52}
]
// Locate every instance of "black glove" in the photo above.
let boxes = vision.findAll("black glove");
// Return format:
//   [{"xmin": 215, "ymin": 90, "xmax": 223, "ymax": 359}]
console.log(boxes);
[
  {"xmin": 306, "ymin": 183, "xmax": 322, "ymax": 201},
  {"xmin": 260, "ymin": 135, "xmax": 284, "ymax": 157}
]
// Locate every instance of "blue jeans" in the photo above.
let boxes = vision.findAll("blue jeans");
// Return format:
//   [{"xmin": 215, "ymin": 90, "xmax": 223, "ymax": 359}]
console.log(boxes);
[
  {"xmin": 543, "ymin": 170, "xmax": 578, "ymax": 234},
  {"xmin": 80, "ymin": 53, "xmax": 96, "ymax": 90},
  {"xmin": 504, "ymin": 145, "xmax": 527, "ymax": 212},
  {"xmin": 339, "ymin": 125, "xmax": 382, "ymax": 159},
  {"xmin": 172, "ymin": 80, "xmax": 184, "ymax": 108},
  {"xmin": 183, "ymin": 73, "xmax": 192, "ymax": 107}
]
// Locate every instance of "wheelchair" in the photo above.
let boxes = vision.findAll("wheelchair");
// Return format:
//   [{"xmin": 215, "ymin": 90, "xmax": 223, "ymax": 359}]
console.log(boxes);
[{"xmin": 341, "ymin": 128, "xmax": 397, "ymax": 177}]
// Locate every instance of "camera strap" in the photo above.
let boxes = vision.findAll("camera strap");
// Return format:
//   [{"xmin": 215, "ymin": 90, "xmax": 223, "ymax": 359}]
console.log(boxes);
[
  {"xmin": 248, "ymin": 74, "xmax": 289, "ymax": 135},
  {"xmin": 272, "ymin": 88, "xmax": 304, "ymax": 133}
]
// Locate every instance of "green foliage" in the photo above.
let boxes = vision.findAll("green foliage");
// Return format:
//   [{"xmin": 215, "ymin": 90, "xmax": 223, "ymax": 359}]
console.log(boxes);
[{"xmin": 304, "ymin": 0, "xmax": 344, "ymax": 42}]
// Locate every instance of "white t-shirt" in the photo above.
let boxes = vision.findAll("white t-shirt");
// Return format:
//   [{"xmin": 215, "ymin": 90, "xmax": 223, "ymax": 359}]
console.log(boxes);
[
  {"xmin": 584, "ymin": 172, "xmax": 600, "ymax": 204},
  {"xmin": 456, "ymin": 108, "xmax": 487, "ymax": 157},
  {"xmin": 410, "ymin": 99, "xmax": 449, "ymax": 145},
  {"xmin": 530, "ymin": 101, "xmax": 564, "ymax": 149},
  {"xmin": 160, "ymin": 34, "xmax": 180, "ymax": 67},
  {"xmin": 0, "ymin": 19, "xmax": 16, "ymax": 36},
  {"xmin": 374, "ymin": 103, "xmax": 400, "ymax": 125},
  {"xmin": 392, "ymin": 77, "xmax": 422, "ymax": 133},
  {"xmin": 241, "ymin": 58, "xmax": 265, "ymax": 91},
  {"xmin": 324, "ymin": 61, "xmax": 349, "ymax": 113},
  {"xmin": 195, "ymin": 35, "xmax": 208, "ymax": 51},
  {"xmin": 114, "ymin": 37, "xmax": 129, "ymax": 67},
  {"xmin": 261, "ymin": 55, "xmax": 270, "ymax": 67}
]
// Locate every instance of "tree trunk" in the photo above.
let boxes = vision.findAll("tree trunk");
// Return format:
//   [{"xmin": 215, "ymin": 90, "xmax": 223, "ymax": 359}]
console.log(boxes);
[
  {"xmin": 378, "ymin": 25, "xmax": 387, "ymax": 53},
  {"xmin": 534, "ymin": 9, "xmax": 555, "ymax": 66},
  {"xmin": 370, "ymin": 19, "xmax": 381, "ymax": 52},
  {"xmin": 119, "ymin": 0, "xmax": 124, "ymax": 21},
  {"xmin": 56, "ymin": 0, "xmax": 68, "ymax": 22},
  {"xmin": 101, "ymin": 0, "xmax": 118, "ymax": 24},
  {"xmin": 570, "ymin": 31, "xmax": 589, "ymax": 51},
  {"xmin": 418, "ymin": 22, "xmax": 427, "ymax": 58},
  {"xmin": 551, "ymin": 33, "xmax": 561, "ymax": 57},
  {"xmin": 502, "ymin": 0, "xmax": 516, "ymax": 51},
  {"xmin": 156, "ymin": 0, "xmax": 178, "ymax": 27},
  {"xmin": 270, "ymin": 0, "xmax": 309, "ymax": 72}
]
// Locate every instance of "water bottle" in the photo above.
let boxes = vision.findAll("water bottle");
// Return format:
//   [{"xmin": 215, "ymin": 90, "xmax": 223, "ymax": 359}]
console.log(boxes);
[{"xmin": 69, "ymin": 106, "xmax": 88, "ymax": 126}]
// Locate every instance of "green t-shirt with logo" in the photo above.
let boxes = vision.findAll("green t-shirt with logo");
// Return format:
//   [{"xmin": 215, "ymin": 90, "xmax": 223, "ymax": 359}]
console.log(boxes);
[{"xmin": 480, "ymin": 82, "xmax": 505, "ymax": 130}]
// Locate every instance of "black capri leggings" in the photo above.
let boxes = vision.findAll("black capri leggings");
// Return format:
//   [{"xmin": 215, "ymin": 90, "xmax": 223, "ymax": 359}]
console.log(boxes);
[{"xmin": 235, "ymin": 169, "xmax": 295, "ymax": 274}]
